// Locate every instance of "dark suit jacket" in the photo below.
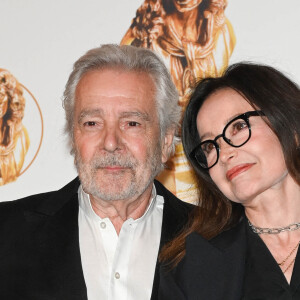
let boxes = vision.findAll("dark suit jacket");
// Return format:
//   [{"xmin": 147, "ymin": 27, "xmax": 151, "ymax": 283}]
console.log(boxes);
[
  {"xmin": 158, "ymin": 218, "xmax": 248, "ymax": 300},
  {"xmin": 0, "ymin": 178, "xmax": 194, "ymax": 300}
]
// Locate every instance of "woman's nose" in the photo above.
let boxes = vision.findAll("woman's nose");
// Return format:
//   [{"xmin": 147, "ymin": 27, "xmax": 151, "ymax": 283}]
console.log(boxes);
[{"xmin": 218, "ymin": 139, "xmax": 237, "ymax": 164}]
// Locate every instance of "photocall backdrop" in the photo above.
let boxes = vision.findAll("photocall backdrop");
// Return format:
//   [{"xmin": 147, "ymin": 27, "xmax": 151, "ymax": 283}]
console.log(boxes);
[{"xmin": 1, "ymin": 0, "xmax": 300, "ymax": 202}]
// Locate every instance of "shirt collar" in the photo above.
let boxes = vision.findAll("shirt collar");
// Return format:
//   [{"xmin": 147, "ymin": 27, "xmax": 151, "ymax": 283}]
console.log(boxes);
[{"xmin": 78, "ymin": 184, "xmax": 161, "ymax": 224}]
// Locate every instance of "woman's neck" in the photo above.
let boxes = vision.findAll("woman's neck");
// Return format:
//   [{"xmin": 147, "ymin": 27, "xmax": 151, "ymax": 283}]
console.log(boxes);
[{"xmin": 244, "ymin": 174, "xmax": 300, "ymax": 228}]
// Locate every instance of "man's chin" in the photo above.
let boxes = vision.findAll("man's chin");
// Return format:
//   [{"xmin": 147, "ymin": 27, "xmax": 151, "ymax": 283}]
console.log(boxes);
[
  {"xmin": 89, "ymin": 188, "xmax": 137, "ymax": 202},
  {"xmin": 82, "ymin": 179, "xmax": 136, "ymax": 202}
]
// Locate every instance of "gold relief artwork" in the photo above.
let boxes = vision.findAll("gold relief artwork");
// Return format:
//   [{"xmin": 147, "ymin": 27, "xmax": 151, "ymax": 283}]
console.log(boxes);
[
  {"xmin": 0, "ymin": 69, "xmax": 30, "ymax": 186},
  {"xmin": 121, "ymin": 0, "xmax": 236, "ymax": 202}
]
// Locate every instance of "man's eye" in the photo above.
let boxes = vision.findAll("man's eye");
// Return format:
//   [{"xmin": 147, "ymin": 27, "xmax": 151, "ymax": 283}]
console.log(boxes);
[
  {"xmin": 84, "ymin": 121, "xmax": 96, "ymax": 127},
  {"xmin": 128, "ymin": 121, "xmax": 139, "ymax": 127}
]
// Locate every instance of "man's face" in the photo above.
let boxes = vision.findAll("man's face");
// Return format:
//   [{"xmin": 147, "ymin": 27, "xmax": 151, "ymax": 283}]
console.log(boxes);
[{"xmin": 73, "ymin": 69, "xmax": 171, "ymax": 203}]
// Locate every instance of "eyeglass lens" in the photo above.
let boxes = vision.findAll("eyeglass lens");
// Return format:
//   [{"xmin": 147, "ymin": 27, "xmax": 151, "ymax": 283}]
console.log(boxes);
[{"xmin": 196, "ymin": 117, "xmax": 251, "ymax": 168}]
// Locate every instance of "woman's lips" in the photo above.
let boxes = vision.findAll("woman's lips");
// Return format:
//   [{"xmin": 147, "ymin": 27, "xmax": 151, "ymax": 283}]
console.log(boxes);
[{"xmin": 226, "ymin": 163, "xmax": 254, "ymax": 181}]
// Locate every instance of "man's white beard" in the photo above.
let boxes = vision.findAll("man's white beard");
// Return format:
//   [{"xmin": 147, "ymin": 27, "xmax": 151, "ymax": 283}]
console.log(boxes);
[{"xmin": 74, "ymin": 143, "xmax": 164, "ymax": 202}]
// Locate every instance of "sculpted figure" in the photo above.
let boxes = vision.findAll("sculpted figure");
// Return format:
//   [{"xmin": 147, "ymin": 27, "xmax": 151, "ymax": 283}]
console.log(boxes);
[
  {"xmin": 121, "ymin": 0, "xmax": 235, "ymax": 201},
  {"xmin": 0, "ymin": 69, "xmax": 30, "ymax": 185},
  {"xmin": 122, "ymin": 0, "xmax": 235, "ymax": 102}
]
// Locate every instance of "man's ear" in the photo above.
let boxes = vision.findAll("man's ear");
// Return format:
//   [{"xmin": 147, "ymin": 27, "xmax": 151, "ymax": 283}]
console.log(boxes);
[{"xmin": 161, "ymin": 129, "xmax": 175, "ymax": 163}]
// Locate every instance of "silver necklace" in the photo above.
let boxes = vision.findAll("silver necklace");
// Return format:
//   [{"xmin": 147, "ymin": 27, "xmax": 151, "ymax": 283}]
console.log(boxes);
[{"xmin": 248, "ymin": 220, "xmax": 300, "ymax": 234}]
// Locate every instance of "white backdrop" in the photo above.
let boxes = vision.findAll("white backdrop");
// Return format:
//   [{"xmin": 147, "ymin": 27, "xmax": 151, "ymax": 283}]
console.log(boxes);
[{"xmin": 1, "ymin": 0, "xmax": 300, "ymax": 201}]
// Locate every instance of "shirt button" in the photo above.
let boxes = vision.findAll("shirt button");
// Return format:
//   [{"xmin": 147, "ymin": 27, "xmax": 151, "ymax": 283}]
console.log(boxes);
[
  {"xmin": 100, "ymin": 222, "xmax": 106, "ymax": 229},
  {"xmin": 115, "ymin": 272, "xmax": 120, "ymax": 279}
]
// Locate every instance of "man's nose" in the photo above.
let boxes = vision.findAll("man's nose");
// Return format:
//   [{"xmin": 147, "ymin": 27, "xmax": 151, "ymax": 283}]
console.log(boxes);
[{"xmin": 102, "ymin": 125, "xmax": 121, "ymax": 152}]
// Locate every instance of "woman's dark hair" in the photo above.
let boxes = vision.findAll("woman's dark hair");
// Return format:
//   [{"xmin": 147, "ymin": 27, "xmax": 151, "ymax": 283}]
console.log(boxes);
[{"xmin": 160, "ymin": 62, "xmax": 300, "ymax": 266}]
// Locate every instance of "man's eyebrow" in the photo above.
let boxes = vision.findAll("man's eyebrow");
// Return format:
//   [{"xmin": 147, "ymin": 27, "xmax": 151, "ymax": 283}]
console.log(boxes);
[
  {"xmin": 120, "ymin": 111, "xmax": 150, "ymax": 121},
  {"xmin": 78, "ymin": 109, "xmax": 103, "ymax": 122}
]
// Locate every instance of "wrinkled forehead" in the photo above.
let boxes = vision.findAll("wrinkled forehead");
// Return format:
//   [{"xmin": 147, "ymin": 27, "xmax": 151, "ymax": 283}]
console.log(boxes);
[
  {"xmin": 74, "ymin": 69, "xmax": 158, "ymax": 117},
  {"xmin": 77, "ymin": 67, "xmax": 156, "ymax": 92}
]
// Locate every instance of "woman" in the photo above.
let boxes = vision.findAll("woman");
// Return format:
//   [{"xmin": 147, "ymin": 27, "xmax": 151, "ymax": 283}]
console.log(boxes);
[{"xmin": 159, "ymin": 62, "xmax": 300, "ymax": 299}]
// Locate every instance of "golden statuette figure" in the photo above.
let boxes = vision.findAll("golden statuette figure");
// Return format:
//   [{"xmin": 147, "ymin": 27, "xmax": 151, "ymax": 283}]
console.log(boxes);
[
  {"xmin": 121, "ymin": 0, "xmax": 235, "ymax": 202},
  {"xmin": 0, "ymin": 69, "xmax": 30, "ymax": 185}
]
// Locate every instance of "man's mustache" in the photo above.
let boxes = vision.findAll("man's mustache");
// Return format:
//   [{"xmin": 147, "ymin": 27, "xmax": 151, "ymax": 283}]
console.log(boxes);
[{"xmin": 90, "ymin": 154, "xmax": 138, "ymax": 169}]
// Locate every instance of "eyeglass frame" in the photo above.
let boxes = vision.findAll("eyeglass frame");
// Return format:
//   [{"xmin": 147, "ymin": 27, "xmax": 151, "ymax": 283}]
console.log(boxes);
[{"xmin": 190, "ymin": 110, "xmax": 265, "ymax": 170}]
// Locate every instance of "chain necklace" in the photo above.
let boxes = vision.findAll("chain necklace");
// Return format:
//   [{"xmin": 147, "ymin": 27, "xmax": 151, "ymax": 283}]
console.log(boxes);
[
  {"xmin": 282, "ymin": 258, "xmax": 296, "ymax": 274},
  {"xmin": 277, "ymin": 241, "xmax": 300, "ymax": 273},
  {"xmin": 248, "ymin": 220, "xmax": 300, "ymax": 234},
  {"xmin": 248, "ymin": 220, "xmax": 300, "ymax": 273}
]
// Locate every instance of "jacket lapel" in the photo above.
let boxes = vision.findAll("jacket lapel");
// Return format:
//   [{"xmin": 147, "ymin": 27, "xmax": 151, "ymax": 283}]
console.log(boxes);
[
  {"xmin": 22, "ymin": 178, "xmax": 192, "ymax": 300},
  {"xmin": 159, "ymin": 219, "xmax": 247, "ymax": 300},
  {"xmin": 23, "ymin": 178, "xmax": 87, "ymax": 299},
  {"xmin": 151, "ymin": 180, "xmax": 194, "ymax": 300}
]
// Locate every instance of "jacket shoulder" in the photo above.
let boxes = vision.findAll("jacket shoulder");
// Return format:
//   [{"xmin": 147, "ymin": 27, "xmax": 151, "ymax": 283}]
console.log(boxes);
[
  {"xmin": 165, "ymin": 220, "xmax": 247, "ymax": 300},
  {"xmin": 0, "ymin": 177, "xmax": 80, "ymax": 219},
  {"xmin": 154, "ymin": 179, "xmax": 195, "ymax": 212}
]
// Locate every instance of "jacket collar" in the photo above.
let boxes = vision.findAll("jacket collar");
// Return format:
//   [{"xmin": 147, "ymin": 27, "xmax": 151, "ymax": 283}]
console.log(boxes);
[
  {"xmin": 23, "ymin": 178, "xmax": 192, "ymax": 300},
  {"xmin": 151, "ymin": 180, "xmax": 194, "ymax": 300},
  {"xmin": 23, "ymin": 177, "xmax": 87, "ymax": 299},
  {"xmin": 26, "ymin": 177, "xmax": 81, "ymax": 217},
  {"xmin": 154, "ymin": 179, "xmax": 194, "ymax": 250},
  {"xmin": 159, "ymin": 218, "xmax": 247, "ymax": 300}
]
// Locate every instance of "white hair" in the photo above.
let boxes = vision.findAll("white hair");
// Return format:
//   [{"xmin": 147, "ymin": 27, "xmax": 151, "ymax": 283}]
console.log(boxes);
[{"xmin": 63, "ymin": 44, "xmax": 181, "ymax": 157}]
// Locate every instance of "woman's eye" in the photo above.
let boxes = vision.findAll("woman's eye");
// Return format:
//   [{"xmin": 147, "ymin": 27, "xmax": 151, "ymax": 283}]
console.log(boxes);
[
  {"xmin": 202, "ymin": 142, "xmax": 215, "ymax": 155},
  {"xmin": 232, "ymin": 121, "xmax": 248, "ymax": 133}
]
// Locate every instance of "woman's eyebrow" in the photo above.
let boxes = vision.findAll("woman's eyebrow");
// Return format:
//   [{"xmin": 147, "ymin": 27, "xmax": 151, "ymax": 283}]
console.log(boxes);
[
  {"xmin": 199, "ymin": 132, "xmax": 214, "ymax": 142},
  {"xmin": 225, "ymin": 112, "xmax": 246, "ymax": 124},
  {"xmin": 199, "ymin": 112, "xmax": 245, "ymax": 141}
]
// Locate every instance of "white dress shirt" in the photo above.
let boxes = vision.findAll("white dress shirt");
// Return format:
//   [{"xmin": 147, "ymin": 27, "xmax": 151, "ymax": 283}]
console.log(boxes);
[{"xmin": 78, "ymin": 184, "xmax": 164, "ymax": 300}]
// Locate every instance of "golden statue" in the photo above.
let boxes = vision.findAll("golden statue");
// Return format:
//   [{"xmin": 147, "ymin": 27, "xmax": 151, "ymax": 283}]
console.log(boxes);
[
  {"xmin": 121, "ymin": 0, "xmax": 235, "ymax": 202},
  {"xmin": 0, "ymin": 69, "xmax": 30, "ymax": 186}
]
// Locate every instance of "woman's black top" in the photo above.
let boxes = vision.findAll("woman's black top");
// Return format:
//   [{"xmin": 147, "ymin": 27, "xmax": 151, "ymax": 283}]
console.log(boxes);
[{"xmin": 243, "ymin": 224, "xmax": 300, "ymax": 299}]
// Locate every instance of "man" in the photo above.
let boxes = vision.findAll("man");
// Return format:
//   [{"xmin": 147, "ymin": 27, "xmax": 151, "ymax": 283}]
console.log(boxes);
[{"xmin": 0, "ymin": 44, "xmax": 193, "ymax": 300}]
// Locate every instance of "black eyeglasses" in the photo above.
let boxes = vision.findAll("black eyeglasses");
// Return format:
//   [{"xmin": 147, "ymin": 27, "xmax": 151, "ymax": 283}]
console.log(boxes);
[{"xmin": 190, "ymin": 111, "xmax": 265, "ymax": 169}]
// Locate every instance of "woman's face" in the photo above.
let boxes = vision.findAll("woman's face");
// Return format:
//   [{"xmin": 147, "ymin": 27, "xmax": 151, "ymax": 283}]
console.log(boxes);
[{"xmin": 196, "ymin": 88, "xmax": 288, "ymax": 205}]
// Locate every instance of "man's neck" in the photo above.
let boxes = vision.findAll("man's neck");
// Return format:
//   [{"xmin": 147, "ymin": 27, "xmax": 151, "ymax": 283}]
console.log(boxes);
[{"xmin": 89, "ymin": 184, "xmax": 153, "ymax": 234}]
